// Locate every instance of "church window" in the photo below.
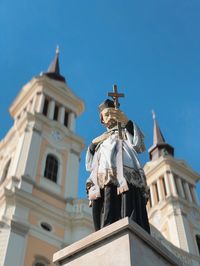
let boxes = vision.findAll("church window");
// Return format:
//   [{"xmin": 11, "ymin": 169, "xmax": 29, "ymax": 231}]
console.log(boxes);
[
  {"xmin": 161, "ymin": 177, "xmax": 167, "ymax": 197},
  {"xmin": 154, "ymin": 183, "xmax": 159, "ymax": 203},
  {"xmin": 33, "ymin": 256, "xmax": 50, "ymax": 266},
  {"xmin": 53, "ymin": 105, "xmax": 59, "ymax": 121},
  {"xmin": 44, "ymin": 154, "xmax": 58, "ymax": 182},
  {"xmin": 182, "ymin": 181, "xmax": 188, "ymax": 200},
  {"xmin": 149, "ymin": 190, "xmax": 152, "ymax": 208},
  {"xmin": 196, "ymin": 235, "xmax": 200, "ymax": 255},
  {"xmin": 64, "ymin": 111, "xmax": 69, "ymax": 127},
  {"xmin": 1, "ymin": 159, "xmax": 11, "ymax": 183},
  {"xmin": 43, "ymin": 98, "xmax": 49, "ymax": 116},
  {"xmin": 190, "ymin": 186, "xmax": 196, "ymax": 203}
]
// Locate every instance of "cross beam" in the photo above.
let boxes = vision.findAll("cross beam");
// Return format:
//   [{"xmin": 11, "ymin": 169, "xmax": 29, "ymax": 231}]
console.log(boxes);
[
  {"xmin": 108, "ymin": 84, "xmax": 125, "ymax": 109},
  {"xmin": 108, "ymin": 84, "xmax": 125, "ymax": 139}
]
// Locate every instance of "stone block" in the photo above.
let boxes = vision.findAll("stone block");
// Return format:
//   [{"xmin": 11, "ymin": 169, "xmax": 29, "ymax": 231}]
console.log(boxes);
[{"xmin": 53, "ymin": 217, "xmax": 182, "ymax": 266}]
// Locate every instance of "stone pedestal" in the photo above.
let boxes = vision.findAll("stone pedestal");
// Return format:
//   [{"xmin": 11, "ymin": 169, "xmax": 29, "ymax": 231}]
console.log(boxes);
[{"xmin": 53, "ymin": 217, "xmax": 182, "ymax": 266}]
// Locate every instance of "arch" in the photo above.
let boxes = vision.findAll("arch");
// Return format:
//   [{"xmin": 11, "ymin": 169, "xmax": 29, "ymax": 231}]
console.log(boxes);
[
  {"xmin": 33, "ymin": 255, "xmax": 50, "ymax": 266},
  {"xmin": 196, "ymin": 234, "xmax": 200, "ymax": 255},
  {"xmin": 1, "ymin": 159, "xmax": 11, "ymax": 183},
  {"xmin": 44, "ymin": 154, "xmax": 58, "ymax": 183}
]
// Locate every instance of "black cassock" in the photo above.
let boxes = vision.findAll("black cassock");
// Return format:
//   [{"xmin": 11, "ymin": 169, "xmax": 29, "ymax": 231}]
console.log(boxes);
[
  {"xmin": 92, "ymin": 184, "xmax": 150, "ymax": 233},
  {"xmin": 86, "ymin": 121, "xmax": 150, "ymax": 234}
]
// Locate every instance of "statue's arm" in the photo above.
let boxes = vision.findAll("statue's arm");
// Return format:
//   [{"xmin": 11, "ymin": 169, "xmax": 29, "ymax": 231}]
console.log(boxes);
[
  {"xmin": 125, "ymin": 121, "xmax": 146, "ymax": 153},
  {"xmin": 85, "ymin": 144, "xmax": 96, "ymax": 171},
  {"xmin": 125, "ymin": 120, "xmax": 134, "ymax": 135},
  {"xmin": 89, "ymin": 142, "xmax": 97, "ymax": 155}
]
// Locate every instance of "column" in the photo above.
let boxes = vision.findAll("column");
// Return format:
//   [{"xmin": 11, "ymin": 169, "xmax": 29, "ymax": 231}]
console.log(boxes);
[
  {"xmin": 68, "ymin": 112, "xmax": 76, "ymax": 131},
  {"xmin": 48, "ymin": 99, "xmax": 55, "ymax": 120},
  {"xmin": 58, "ymin": 106, "xmax": 65, "ymax": 124},
  {"xmin": 183, "ymin": 182, "xmax": 193, "ymax": 203},
  {"xmin": 191, "ymin": 186, "xmax": 199, "ymax": 205},
  {"xmin": 168, "ymin": 171, "xmax": 178, "ymax": 197},
  {"xmin": 27, "ymin": 100, "xmax": 32, "ymax": 112},
  {"xmin": 157, "ymin": 179, "xmax": 163, "ymax": 201},
  {"xmin": 150, "ymin": 185, "xmax": 156, "ymax": 207},
  {"xmin": 176, "ymin": 177, "xmax": 185, "ymax": 198},
  {"xmin": 36, "ymin": 93, "xmax": 45, "ymax": 113},
  {"xmin": 164, "ymin": 173, "xmax": 171, "ymax": 196},
  {"xmin": 3, "ymin": 220, "xmax": 29, "ymax": 266}
]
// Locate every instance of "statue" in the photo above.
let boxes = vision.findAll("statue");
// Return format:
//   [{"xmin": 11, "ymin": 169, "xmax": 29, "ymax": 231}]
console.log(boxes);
[{"xmin": 86, "ymin": 85, "xmax": 150, "ymax": 233}]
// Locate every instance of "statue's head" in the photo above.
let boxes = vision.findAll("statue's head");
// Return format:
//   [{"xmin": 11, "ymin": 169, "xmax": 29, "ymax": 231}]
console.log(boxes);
[{"xmin": 99, "ymin": 99, "xmax": 117, "ymax": 128}]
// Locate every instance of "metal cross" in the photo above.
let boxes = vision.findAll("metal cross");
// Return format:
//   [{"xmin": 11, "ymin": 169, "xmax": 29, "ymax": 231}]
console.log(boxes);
[
  {"xmin": 108, "ymin": 84, "xmax": 125, "ymax": 139},
  {"xmin": 108, "ymin": 84, "xmax": 125, "ymax": 109}
]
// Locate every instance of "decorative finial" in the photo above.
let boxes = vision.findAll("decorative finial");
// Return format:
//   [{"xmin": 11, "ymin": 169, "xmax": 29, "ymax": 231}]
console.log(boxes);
[
  {"xmin": 152, "ymin": 110, "xmax": 156, "ymax": 120},
  {"xmin": 56, "ymin": 45, "xmax": 60, "ymax": 55}
]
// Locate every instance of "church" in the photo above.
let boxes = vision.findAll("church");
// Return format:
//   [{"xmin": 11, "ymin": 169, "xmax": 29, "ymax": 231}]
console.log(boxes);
[{"xmin": 0, "ymin": 50, "xmax": 200, "ymax": 266}]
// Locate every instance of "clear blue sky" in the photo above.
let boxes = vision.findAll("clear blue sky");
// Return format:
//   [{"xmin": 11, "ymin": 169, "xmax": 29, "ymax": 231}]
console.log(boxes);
[{"xmin": 0, "ymin": 0, "xmax": 200, "ymax": 199}]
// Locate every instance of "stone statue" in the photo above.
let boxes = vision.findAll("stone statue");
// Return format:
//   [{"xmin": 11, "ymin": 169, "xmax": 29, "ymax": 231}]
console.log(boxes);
[{"xmin": 86, "ymin": 85, "xmax": 150, "ymax": 233}]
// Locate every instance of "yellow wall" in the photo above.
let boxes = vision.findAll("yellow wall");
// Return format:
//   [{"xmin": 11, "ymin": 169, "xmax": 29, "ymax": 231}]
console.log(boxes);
[{"xmin": 24, "ymin": 235, "xmax": 58, "ymax": 266}]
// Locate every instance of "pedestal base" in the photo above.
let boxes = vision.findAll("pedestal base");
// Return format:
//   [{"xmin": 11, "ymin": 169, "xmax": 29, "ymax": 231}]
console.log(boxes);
[{"xmin": 53, "ymin": 217, "xmax": 182, "ymax": 266}]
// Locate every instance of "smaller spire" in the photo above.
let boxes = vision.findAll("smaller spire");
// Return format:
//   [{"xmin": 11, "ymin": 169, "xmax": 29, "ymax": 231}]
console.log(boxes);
[
  {"xmin": 152, "ymin": 110, "xmax": 166, "ymax": 146},
  {"xmin": 43, "ymin": 46, "xmax": 65, "ymax": 82},
  {"xmin": 148, "ymin": 111, "xmax": 174, "ymax": 161},
  {"xmin": 56, "ymin": 45, "xmax": 60, "ymax": 55},
  {"xmin": 152, "ymin": 109, "xmax": 156, "ymax": 120}
]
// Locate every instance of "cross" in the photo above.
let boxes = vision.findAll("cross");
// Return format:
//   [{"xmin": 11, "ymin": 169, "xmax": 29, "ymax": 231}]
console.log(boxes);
[
  {"xmin": 108, "ymin": 84, "xmax": 125, "ymax": 139},
  {"xmin": 108, "ymin": 84, "xmax": 125, "ymax": 109}
]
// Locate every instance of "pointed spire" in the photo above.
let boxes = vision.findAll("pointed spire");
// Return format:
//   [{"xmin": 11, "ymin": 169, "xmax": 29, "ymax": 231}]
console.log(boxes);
[
  {"xmin": 43, "ymin": 46, "xmax": 65, "ymax": 82},
  {"xmin": 148, "ymin": 111, "xmax": 174, "ymax": 161}
]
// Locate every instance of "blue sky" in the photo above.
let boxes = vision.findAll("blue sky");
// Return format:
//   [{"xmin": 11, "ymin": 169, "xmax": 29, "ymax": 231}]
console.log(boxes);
[{"xmin": 0, "ymin": 0, "xmax": 200, "ymax": 199}]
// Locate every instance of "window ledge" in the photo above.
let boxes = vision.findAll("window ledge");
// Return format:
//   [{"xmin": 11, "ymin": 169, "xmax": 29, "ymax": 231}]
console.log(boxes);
[{"xmin": 40, "ymin": 176, "xmax": 61, "ymax": 194}]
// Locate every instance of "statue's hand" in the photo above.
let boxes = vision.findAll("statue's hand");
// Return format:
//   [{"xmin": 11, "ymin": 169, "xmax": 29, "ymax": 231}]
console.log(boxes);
[{"xmin": 108, "ymin": 109, "xmax": 128, "ymax": 125}]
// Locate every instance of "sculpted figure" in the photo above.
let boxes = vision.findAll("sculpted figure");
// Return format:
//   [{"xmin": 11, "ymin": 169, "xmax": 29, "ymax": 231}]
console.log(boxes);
[{"xmin": 86, "ymin": 89, "xmax": 150, "ymax": 233}]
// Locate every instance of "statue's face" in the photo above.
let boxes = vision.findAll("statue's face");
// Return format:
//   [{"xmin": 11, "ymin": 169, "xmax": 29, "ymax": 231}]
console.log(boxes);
[{"xmin": 101, "ymin": 108, "xmax": 117, "ymax": 128}]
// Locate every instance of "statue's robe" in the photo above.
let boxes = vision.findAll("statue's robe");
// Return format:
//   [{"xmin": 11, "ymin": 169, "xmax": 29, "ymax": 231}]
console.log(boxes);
[{"xmin": 86, "ymin": 121, "xmax": 150, "ymax": 233}]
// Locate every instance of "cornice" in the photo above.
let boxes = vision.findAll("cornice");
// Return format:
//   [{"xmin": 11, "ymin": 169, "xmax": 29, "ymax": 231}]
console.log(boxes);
[
  {"xmin": 144, "ymin": 156, "xmax": 200, "ymax": 183},
  {"xmin": 10, "ymin": 76, "xmax": 84, "ymax": 118}
]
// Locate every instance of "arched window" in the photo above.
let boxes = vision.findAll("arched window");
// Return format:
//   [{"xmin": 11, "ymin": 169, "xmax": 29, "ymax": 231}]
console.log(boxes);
[
  {"xmin": 44, "ymin": 154, "xmax": 58, "ymax": 182},
  {"xmin": 196, "ymin": 235, "xmax": 200, "ymax": 255},
  {"xmin": 42, "ymin": 98, "xmax": 49, "ymax": 116},
  {"xmin": 1, "ymin": 159, "xmax": 11, "ymax": 183},
  {"xmin": 34, "ymin": 263, "xmax": 45, "ymax": 266},
  {"xmin": 33, "ymin": 256, "xmax": 50, "ymax": 266}
]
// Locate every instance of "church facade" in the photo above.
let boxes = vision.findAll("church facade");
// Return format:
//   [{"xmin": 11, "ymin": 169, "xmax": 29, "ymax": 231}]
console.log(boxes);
[{"xmin": 0, "ymin": 50, "xmax": 200, "ymax": 266}]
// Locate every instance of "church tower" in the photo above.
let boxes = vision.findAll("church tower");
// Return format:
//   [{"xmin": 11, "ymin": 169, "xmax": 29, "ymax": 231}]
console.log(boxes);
[
  {"xmin": 144, "ymin": 113, "xmax": 200, "ymax": 259},
  {"xmin": 0, "ymin": 49, "xmax": 93, "ymax": 266}
]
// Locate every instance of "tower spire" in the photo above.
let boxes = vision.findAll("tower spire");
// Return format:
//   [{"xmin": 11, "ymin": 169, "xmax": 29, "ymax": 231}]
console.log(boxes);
[
  {"xmin": 148, "ymin": 111, "xmax": 174, "ymax": 160},
  {"xmin": 43, "ymin": 46, "xmax": 65, "ymax": 82},
  {"xmin": 152, "ymin": 110, "xmax": 166, "ymax": 146}
]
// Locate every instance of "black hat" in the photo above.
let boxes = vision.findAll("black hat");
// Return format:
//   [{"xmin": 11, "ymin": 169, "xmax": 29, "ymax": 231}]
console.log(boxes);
[{"xmin": 99, "ymin": 99, "xmax": 116, "ymax": 112}]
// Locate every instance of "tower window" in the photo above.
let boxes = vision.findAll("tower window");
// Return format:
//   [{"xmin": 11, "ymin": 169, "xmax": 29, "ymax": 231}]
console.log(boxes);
[
  {"xmin": 43, "ymin": 99, "xmax": 49, "ymax": 116},
  {"xmin": 64, "ymin": 111, "xmax": 69, "ymax": 127},
  {"xmin": 53, "ymin": 105, "xmax": 59, "ymax": 121},
  {"xmin": 44, "ymin": 154, "xmax": 58, "ymax": 183},
  {"xmin": 190, "ymin": 186, "xmax": 196, "ymax": 203},
  {"xmin": 33, "ymin": 256, "xmax": 50, "ymax": 266},
  {"xmin": 1, "ymin": 159, "xmax": 11, "ymax": 183},
  {"xmin": 161, "ymin": 177, "xmax": 167, "ymax": 197},
  {"xmin": 196, "ymin": 235, "xmax": 200, "ymax": 255},
  {"xmin": 182, "ymin": 181, "xmax": 188, "ymax": 200},
  {"xmin": 35, "ymin": 263, "xmax": 46, "ymax": 266},
  {"xmin": 149, "ymin": 190, "xmax": 152, "ymax": 208},
  {"xmin": 154, "ymin": 183, "xmax": 159, "ymax": 202}
]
